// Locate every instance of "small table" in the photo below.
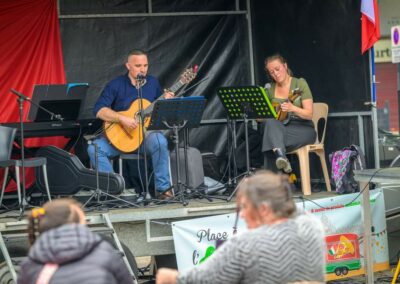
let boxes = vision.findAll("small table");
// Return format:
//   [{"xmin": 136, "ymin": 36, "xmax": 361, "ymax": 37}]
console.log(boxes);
[{"xmin": 354, "ymin": 167, "xmax": 400, "ymax": 284}]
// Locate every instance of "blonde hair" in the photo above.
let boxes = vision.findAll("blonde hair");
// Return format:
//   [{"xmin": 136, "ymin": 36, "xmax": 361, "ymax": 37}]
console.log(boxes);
[
  {"xmin": 28, "ymin": 199, "xmax": 83, "ymax": 246},
  {"xmin": 237, "ymin": 170, "xmax": 296, "ymax": 218}
]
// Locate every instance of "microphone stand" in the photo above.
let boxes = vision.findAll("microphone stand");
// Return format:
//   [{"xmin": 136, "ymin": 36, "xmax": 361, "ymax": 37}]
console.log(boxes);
[
  {"xmin": 9, "ymin": 89, "xmax": 64, "ymax": 218},
  {"xmin": 136, "ymin": 77, "xmax": 152, "ymax": 201},
  {"xmin": 83, "ymin": 139, "xmax": 140, "ymax": 209},
  {"xmin": 17, "ymin": 93, "xmax": 27, "ymax": 217},
  {"xmin": 10, "ymin": 89, "xmax": 64, "ymax": 122}
]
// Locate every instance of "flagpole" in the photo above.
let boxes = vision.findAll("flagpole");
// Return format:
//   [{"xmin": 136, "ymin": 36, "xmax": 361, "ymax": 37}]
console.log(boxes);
[{"xmin": 369, "ymin": 46, "xmax": 380, "ymax": 169}]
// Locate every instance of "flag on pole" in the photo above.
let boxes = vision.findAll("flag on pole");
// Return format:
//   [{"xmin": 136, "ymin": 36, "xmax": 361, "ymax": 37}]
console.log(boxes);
[{"xmin": 361, "ymin": 0, "xmax": 380, "ymax": 54}]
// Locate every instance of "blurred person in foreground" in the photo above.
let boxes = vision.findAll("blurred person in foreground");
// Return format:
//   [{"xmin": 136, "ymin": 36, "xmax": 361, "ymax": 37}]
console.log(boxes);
[
  {"xmin": 156, "ymin": 170, "xmax": 326, "ymax": 284},
  {"xmin": 18, "ymin": 199, "xmax": 133, "ymax": 284}
]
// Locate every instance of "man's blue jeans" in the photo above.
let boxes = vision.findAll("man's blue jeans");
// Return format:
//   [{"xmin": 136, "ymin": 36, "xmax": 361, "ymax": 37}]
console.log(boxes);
[{"xmin": 87, "ymin": 132, "xmax": 171, "ymax": 192}]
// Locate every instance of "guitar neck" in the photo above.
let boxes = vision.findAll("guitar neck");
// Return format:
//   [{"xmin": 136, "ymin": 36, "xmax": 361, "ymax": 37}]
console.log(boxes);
[
  {"xmin": 289, "ymin": 94, "xmax": 301, "ymax": 102},
  {"xmin": 142, "ymin": 79, "xmax": 185, "ymax": 117},
  {"xmin": 169, "ymin": 80, "xmax": 184, "ymax": 94}
]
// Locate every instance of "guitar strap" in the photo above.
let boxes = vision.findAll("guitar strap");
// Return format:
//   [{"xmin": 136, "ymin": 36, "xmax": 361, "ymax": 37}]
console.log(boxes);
[
  {"xmin": 283, "ymin": 78, "xmax": 301, "ymax": 125},
  {"xmin": 292, "ymin": 77, "xmax": 299, "ymax": 96}
]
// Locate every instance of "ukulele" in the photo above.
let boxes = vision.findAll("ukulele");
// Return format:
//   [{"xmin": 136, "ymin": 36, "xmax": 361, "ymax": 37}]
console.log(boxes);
[
  {"xmin": 104, "ymin": 66, "xmax": 198, "ymax": 153},
  {"xmin": 272, "ymin": 88, "xmax": 302, "ymax": 125}
]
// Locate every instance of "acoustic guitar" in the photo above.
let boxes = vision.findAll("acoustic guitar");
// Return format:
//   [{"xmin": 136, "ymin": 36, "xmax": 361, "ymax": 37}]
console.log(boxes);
[
  {"xmin": 272, "ymin": 88, "xmax": 302, "ymax": 125},
  {"xmin": 104, "ymin": 66, "xmax": 198, "ymax": 153}
]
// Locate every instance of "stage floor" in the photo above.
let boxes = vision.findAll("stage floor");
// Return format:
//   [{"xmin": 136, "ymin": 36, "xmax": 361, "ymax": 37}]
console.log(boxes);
[{"xmin": 0, "ymin": 186, "xmax": 340, "ymax": 222}]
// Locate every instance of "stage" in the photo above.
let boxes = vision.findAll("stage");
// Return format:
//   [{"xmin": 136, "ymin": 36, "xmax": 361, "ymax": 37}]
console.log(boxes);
[{"xmin": 0, "ymin": 187, "xmax": 336, "ymax": 257}]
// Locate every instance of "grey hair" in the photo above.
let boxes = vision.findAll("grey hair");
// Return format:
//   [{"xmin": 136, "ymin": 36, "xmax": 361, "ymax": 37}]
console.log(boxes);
[{"xmin": 237, "ymin": 170, "xmax": 296, "ymax": 218}]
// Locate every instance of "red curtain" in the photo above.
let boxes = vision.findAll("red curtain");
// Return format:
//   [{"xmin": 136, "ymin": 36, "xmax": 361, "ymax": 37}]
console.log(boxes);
[{"xmin": 0, "ymin": 0, "xmax": 67, "ymax": 191}]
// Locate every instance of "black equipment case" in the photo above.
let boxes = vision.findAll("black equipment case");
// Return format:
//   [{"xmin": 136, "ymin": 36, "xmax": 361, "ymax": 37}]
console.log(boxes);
[{"xmin": 36, "ymin": 146, "xmax": 124, "ymax": 195}]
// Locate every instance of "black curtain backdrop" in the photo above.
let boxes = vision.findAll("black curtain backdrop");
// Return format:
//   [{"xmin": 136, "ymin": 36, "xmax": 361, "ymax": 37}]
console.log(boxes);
[
  {"xmin": 60, "ymin": 0, "xmax": 375, "ymax": 174},
  {"xmin": 251, "ymin": 0, "xmax": 375, "ymax": 168},
  {"xmin": 60, "ymin": 0, "xmax": 250, "ymax": 159}
]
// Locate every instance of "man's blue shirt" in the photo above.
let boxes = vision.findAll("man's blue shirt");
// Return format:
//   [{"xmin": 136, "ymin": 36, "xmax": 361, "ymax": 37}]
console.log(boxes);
[{"xmin": 93, "ymin": 73, "xmax": 162, "ymax": 116}]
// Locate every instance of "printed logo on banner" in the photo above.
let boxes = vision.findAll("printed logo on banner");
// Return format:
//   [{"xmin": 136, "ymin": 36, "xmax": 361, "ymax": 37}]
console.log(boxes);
[
  {"xmin": 193, "ymin": 229, "xmax": 228, "ymax": 265},
  {"xmin": 172, "ymin": 213, "xmax": 247, "ymax": 271},
  {"xmin": 325, "ymin": 234, "xmax": 362, "ymax": 276}
]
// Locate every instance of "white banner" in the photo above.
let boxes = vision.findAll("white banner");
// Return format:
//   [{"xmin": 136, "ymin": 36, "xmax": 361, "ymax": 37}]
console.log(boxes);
[{"xmin": 172, "ymin": 190, "xmax": 389, "ymax": 280}]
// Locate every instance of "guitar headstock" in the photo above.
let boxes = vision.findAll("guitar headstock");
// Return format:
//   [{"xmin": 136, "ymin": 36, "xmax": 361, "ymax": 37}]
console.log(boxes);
[
  {"xmin": 179, "ymin": 65, "xmax": 198, "ymax": 84},
  {"xmin": 289, "ymin": 88, "xmax": 302, "ymax": 101},
  {"xmin": 291, "ymin": 88, "xmax": 302, "ymax": 96}
]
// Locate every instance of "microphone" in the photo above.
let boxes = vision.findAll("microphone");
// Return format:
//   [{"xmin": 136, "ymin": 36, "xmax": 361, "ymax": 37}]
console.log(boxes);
[
  {"xmin": 264, "ymin": 83, "xmax": 271, "ymax": 89},
  {"xmin": 136, "ymin": 73, "xmax": 145, "ymax": 80},
  {"xmin": 10, "ymin": 88, "xmax": 30, "ymax": 100}
]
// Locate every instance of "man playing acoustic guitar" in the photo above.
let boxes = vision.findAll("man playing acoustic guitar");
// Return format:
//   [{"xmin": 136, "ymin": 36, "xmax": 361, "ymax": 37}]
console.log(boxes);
[{"xmin": 87, "ymin": 49, "xmax": 174, "ymax": 199}]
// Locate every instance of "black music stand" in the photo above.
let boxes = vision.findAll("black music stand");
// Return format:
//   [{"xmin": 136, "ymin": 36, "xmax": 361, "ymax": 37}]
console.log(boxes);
[
  {"xmin": 148, "ymin": 96, "xmax": 206, "ymax": 206},
  {"xmin": 28, "ymin": 83, "xmax": 88, "ymax": 122},
  {"xmin": 217, "ymin": 86, "xmax": 276, "ymax": 200}
]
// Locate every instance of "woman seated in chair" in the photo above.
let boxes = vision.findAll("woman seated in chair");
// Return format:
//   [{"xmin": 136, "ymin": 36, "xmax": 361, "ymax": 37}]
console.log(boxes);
[
  {"xmin": 156, "ymin": 170, "xmax": 326, "ymax": 284},
  {"xmin": 18, "ymin": 199, "xmax": 133, "ymax": 284},
  {"xmin": 261, "ymin": 54, "xmax": 316, "ymax": 173}
]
